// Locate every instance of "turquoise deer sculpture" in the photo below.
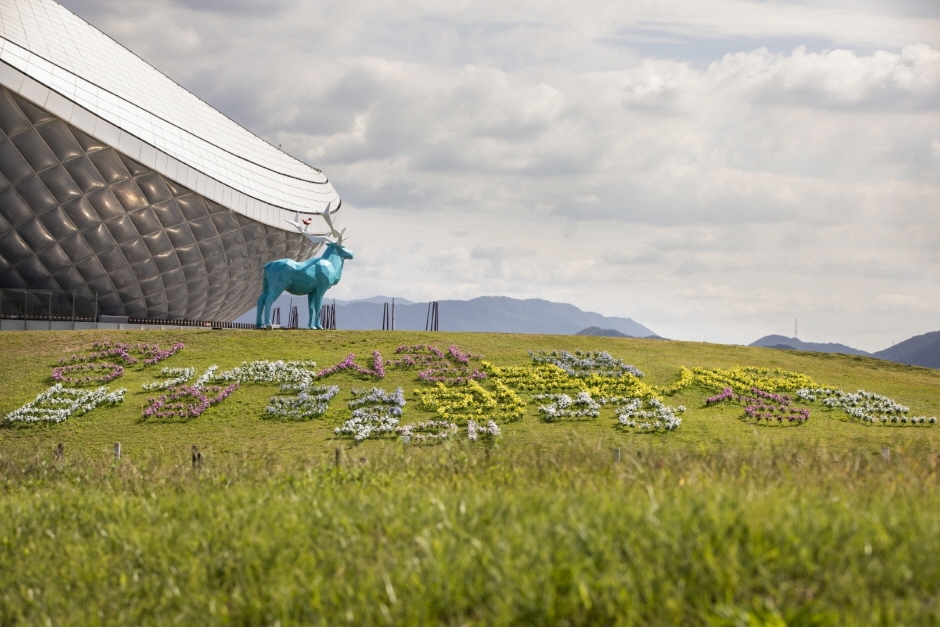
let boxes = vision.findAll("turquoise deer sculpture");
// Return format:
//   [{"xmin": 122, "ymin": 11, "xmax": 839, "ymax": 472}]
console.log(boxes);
[{"xmin": 256, "ymin": 204, "xmax": 353, "ymax": 329}]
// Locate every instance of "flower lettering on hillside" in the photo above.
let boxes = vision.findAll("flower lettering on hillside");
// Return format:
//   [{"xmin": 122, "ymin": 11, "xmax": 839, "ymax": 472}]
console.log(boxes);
[
  {"xmin": 335, "ymin": 387, "xmax": 406, "ymax": 441},
  {"xmin": 613, "ymin": 397, "xmax": 684, "ymax": 432},
  {"xmin": 388, "ymin": 344, "xmax": 485, "ymax": 384},
  {"xmin": 52, "ymin": 340, "xmax": 186, "ymax": 387},
  {"xmin": 797, "ymin": 387, "xmax": 937, "ymax": 425},
  {"xmin": 142, "ymin": 366, "xmax": 239, "ymax": 420},
  {"xmin": 706, "ymin": 387, "xmax": 809, "ymax": 425},
  {"xmin": 530, "ymin": 349, "xmax": 644, "ymax": 378},
  {"xmin": 397, "ymin": 420, "xmax": 458, "ymax": 443},
  {"xmin": 535, "ymin": 392, "xmax": 600, "ymax": 421},
  {"xmin": 316, "ymin": 352, "xmax": 385, "ymax": 379},
  {"xmin": 5, "ymin": 384, "xmax": 126, "ymax": 424}
]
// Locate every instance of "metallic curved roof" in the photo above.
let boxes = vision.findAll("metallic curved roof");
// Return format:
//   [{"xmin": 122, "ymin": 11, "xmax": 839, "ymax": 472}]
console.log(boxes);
[{"xmin": 0, "ymin": 0, "xmax": 340, "ymax": 229}]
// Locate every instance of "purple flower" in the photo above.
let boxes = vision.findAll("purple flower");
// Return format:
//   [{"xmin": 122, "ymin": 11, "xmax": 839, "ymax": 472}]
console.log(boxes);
[{"xmin": 316, "ymin": 352, "xmax": 386, "ymax": 379}]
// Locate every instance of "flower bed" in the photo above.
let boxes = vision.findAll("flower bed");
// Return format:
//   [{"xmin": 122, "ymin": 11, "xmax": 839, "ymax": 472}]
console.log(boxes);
[
  {"xmin": 5, "ymin": 384, "xmax": 126, "ymax": 423},
  {"xmin": 530, "ymin": 349, "xmax": 644, "ymax": 378},
  {"xmin": 397, "ymin": 420, "xmax": 458, "ymax": 443},
  {"xmin": 142, "ymin": 367, "xmax": 196, "ymax": 391},
  {"xmin": 335, "ymin": 387, "xmax": 406, "ymax": 441},
  {"xmin": 690, "ymin": 367, "xmax": 818, "ymax": 394},
  {"xmin": 52, "ymin": 363, "xmax": 124, "ymax": 385},
  {"xmin": 215, "ymin": 360, "xmax": 319, "ymax": 385},
  {"xmin": 467, "ymin": 419, "xmax": 501, "ymax": 441},
  {"xmin": 58, "ymin": 341, "xmax": 184, "ymax": 367},
  {"xmin": 267, "ymin": 383, "xmax": 340, "ymax": 420},
  {"xmin": 143, "ymin": 382, "xmax": 239, "ymax": 420},
  {"xmin": 657, "ymin": 367, "xmax": 695, "ymax": 396},
  {"xmin": 614, "ymin": 398, "xmax": 683, "ymax": 432},
  {"xmin": 316, "ymin": 352, "xmax": 385, "ymax": 379},
  {"xmin": 388, "ymin": 344, "xmax": 485, "ymax": 384},
  {"xmin": 535, "ymin": 392, "xmax": 600, "ymax": 421},
  {"xmin": 413, "ymin": 379, "xmax": 524, "ymax": 423},
  {"xmin": 578, "ymin": 374, "xmax": 656, "ymax": 400},
  {"xmin": 707, "ymin": 387, "xmax": 809, "ymax": 425},
  {"xmin": 482, "ymin": 362, "xmax": 574, "ymax": 392},
  {"xmin": 414, "ymin": 381, "xmax": 497, "ymax": 422},
  {"xmin": 797, "ymin": 388, "xmax": 936, "ymax": 425},
  {"xmin": 483, "ymin": 361, "xmax": 657, "ymax": 400},
  {"xmin": 51, "ymin": 340, "xmax": 185, "ymax": 386},
  {"xmin": 491, "ymin": 380, "xmax": 526, "ymax": 422}
]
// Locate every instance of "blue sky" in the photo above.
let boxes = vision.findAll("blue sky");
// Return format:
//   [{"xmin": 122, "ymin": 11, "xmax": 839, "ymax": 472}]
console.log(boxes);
[{"xmin": 63, "ymin": 0, "xmax": 940, "ymax": 350}]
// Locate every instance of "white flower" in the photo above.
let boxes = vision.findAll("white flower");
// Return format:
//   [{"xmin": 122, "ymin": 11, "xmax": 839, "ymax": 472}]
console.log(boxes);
[
  {"xmin": 536, "ymin": 392, "xmax": 599, "ymax": 420},
  {"xmin": 5, "ymin": 384, "xmax": 126, "ymax": 423},
  {"xmin": 335, "ymin": 387, "xmax": 407, "ymax": 440},
  {"xmin": 797, "ymin": 387, "xmax": 932, "ymax": 427},
  {"xmin": 269, "ymin": 384, "xmax": 339, "ymax": 420},
  {"xmin": 141, "ymin": 367, "xmax": 195, "ymax": 390}
]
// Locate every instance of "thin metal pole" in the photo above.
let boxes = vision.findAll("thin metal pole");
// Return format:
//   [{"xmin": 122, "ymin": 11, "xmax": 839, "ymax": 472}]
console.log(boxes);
[{"xmin": 48, "ymin": 292, "xmax": 52, "ymax": 330}]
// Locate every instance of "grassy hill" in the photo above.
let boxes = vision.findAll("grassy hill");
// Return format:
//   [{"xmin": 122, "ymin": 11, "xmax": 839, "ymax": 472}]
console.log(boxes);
[
  {"xmin": 2, "ymin": 330, "xmax": 940, "ymax": 625},
  {"xmin": 2, "ymin": 329, "xmax": 939, "ymax": 462}
]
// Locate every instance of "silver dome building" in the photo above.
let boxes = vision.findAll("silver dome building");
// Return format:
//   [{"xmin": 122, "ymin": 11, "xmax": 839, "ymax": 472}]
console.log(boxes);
[{"xmin": 0, "ymin": 0, "xmax": 341, "ymax": 321}]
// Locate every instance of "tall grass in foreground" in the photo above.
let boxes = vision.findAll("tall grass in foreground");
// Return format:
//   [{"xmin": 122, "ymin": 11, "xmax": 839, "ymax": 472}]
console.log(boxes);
[{"xmin": 1, "ymin": 441, "xmax": 939, "ymax": 626}]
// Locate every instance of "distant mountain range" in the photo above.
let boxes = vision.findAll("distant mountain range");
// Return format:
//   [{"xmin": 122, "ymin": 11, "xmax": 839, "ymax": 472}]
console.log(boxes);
[
  {"xmin": 750, "ymin": 335, "xmax": 870, "ymax": 356},
  {"xmin": 236, "ymin": 295, "xmax": 657, "ymax": 337},
  {"xmin": 575, "ymin": 326, "xmax": 666, "ymax": 339},
  {"xmin": 872, "ymin": 331, "xmax": 940, "ymax": 369},
  {"xmin": 751, "ymin": 332, "xmax": 940, "ymax": 370},
  {"xmin": 575, "ymin": 326, "xmax": 633, "ymax": 338}
]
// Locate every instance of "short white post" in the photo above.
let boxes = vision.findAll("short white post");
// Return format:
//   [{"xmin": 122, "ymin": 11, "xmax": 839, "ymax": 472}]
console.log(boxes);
[{"xmin": 113, "ymin": 442, "xmax": 121, "ymax": 459}]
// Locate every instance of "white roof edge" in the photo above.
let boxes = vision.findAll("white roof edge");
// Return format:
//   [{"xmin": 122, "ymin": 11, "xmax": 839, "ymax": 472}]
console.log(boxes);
[{"xmin": 0, "ymin": 58, "xmax": 336, "ymax": 231}]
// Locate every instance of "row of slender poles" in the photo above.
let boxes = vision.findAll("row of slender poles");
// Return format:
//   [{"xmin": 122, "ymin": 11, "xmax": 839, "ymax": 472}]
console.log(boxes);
[
  {"xmin": 382, "ymin": 299, "xmax": 396, "ymax": 330},
  {"xmin": 321, "ymin": 301, "xmax": 337, "ymax": 330},
  {"xmin": 270, "ymin": 300, "xmax": 336, "ymax": 329},
  {"xmin": 425, "ymin": 301, "xmax": 439, "ymax": 331}
]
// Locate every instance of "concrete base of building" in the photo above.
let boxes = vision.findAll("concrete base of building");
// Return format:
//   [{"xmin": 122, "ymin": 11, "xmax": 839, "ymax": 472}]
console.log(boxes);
[{"xmin": 0, "ymin": 319, "xmax": 248, "ymax": 331}]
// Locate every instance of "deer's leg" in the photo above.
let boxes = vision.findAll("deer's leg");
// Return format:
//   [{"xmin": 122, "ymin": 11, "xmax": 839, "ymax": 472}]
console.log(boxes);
[
  {"xmin": 307, "ymin": 292, "xmax": 317, "ymax": 329},
  {"xmin": 258, "ymin": 276, "xmax": 284, "ymax": 328},
  {"xmin": 310, "ymin": 290, "xmax": 325, "ymax": 329},
  {"xmin": 256, "ymin": 276, "xmax": 269, "ymax": 327}
]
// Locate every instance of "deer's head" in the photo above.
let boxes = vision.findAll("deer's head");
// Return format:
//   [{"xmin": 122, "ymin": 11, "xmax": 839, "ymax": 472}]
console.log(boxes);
[{"xmin": 286, "ymin": 203, "xmax": 354, "ymax": 259}]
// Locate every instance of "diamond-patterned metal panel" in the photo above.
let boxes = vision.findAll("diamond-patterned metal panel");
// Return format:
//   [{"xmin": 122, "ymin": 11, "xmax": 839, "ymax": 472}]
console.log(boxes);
[{"xmin": 0, "ymin": 86, "xmax": 318, "ymax": 321}]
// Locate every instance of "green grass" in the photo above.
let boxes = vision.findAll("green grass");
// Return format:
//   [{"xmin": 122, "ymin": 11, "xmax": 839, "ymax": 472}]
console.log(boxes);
[
  {"xmin": 2, "ymin": 444, "xmax": 940, "ymax": 625},
  {"xmin": 1, "ymin": 330, "xmax": 940, "ymax": 625}
]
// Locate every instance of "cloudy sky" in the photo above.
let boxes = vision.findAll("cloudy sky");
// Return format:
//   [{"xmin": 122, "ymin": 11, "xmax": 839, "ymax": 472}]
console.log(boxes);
[{"xmin": 63, "ymin": 0, "xmax": 939, "ymax": 350}]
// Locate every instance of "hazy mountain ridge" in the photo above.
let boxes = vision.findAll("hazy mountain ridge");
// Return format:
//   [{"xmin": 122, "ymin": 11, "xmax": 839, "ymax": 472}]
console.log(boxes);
[
  {"xmin": 575, "ymin": 327, "xmax": 633, "ymax": 338},
  {"xmin": 873, "ymin": 331, "xmax": 940, "ymax": 369},
  {"xmin": 750, "ymin": 335, "xmax": 871, "ymax": 356},
  {"xmin": 751, "ymin": 332, "xmax": 940, "ymax": 370},
  {"xmin": 236, "ymin": 295, "xmax": 657, "ymax": 337}
]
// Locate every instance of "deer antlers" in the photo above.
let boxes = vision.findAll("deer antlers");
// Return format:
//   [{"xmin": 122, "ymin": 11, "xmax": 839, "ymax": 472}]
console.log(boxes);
[
  {"xmin": 286, "ymin": 202, "xmax": 346, "ymax": 246},
  {"xmin": 320, "ymin": 204, "xmax": 346, "ymax": 246}
]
